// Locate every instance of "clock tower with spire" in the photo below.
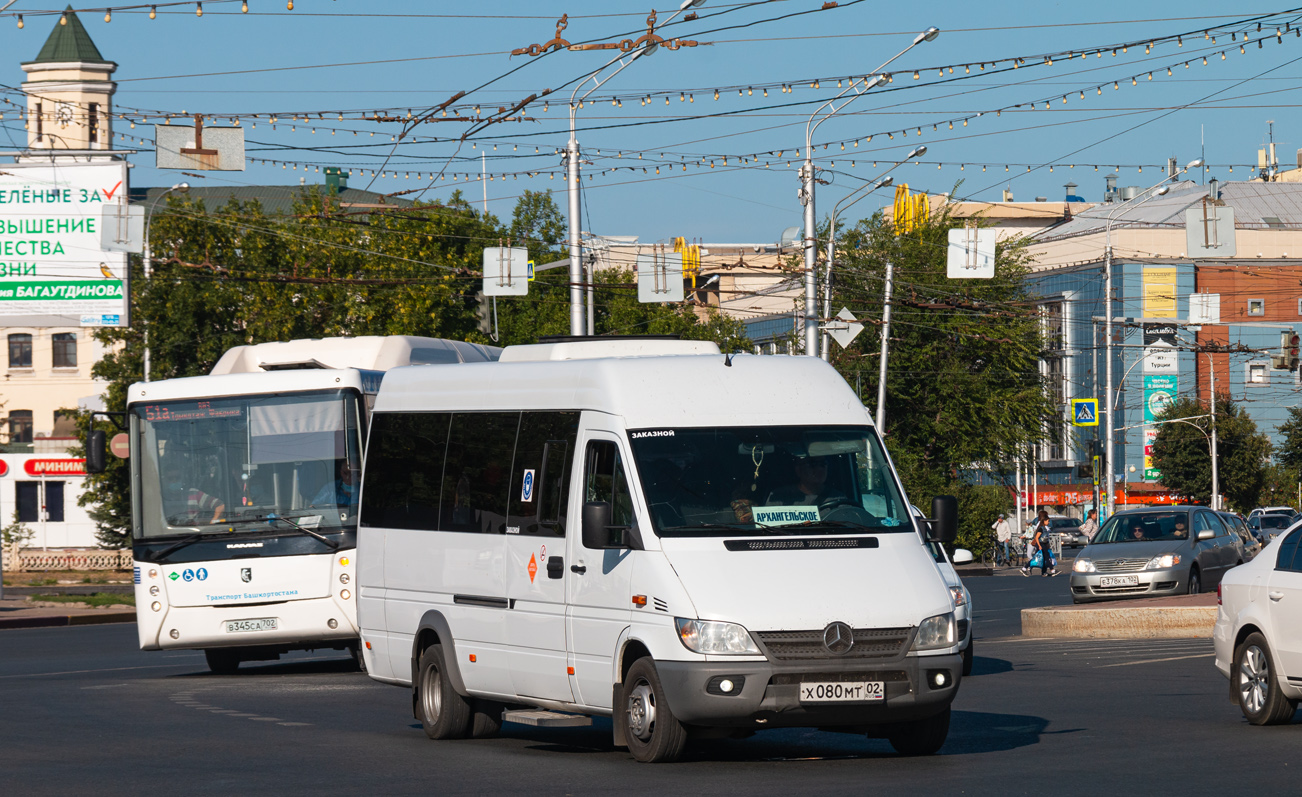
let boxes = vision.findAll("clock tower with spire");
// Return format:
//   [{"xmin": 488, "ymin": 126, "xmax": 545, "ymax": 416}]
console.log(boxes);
[{"xmin": 20, "ymin": 7, "xmax": 117, "ymax": 154}]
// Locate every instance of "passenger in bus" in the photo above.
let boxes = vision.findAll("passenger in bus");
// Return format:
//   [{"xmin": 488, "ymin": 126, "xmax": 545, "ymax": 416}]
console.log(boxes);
[{"xmin": 310, "ymin": 459, "xmax": 359, "ymax": 509}]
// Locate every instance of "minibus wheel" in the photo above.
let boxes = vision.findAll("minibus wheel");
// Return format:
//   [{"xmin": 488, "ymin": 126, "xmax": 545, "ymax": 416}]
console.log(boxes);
[
  {"xmin": 886, "ymin": 706, "xmax": 950, "ymax": 756},
  {"xmin": 417, "ymin": 644, "xmax": 471, "ymax": 739},
  {"xmin": 204, "ymin": 649, "xmax": 240, "ymax": 675},
  {"xmin": 621, "ymin": 657, "xmax": 687, "ymax": 763},
  {"xmin": 469, "ymin": 699, "xmax": 503, "ymax": 738}
]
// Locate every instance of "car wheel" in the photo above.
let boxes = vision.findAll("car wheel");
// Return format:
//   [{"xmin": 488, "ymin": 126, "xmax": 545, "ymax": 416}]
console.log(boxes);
[
  {"xmin": 886, "ymin": 706, "xmax": 950, "ymax": 756},
  {"xmin": 416, "ymin": 644, "xmax": 471, "ymax": 740},
  {"xmin": 1235, "ymin": 632, "xmax": 1298, "ymax": 725},
  {"xmin": 1187, "ymin": 567, "xmax": 1201, "ymax": 595},
  {"xmin": 961, "ymin": 640, "xmax": 974, "ymax": 677},
  {"xmin": 621, "ymin": 657, "xmax": 688, "ymax": 763},
  {"xmin": 204, "ymin": 648, "xmax": 241, "ymax": 675}
]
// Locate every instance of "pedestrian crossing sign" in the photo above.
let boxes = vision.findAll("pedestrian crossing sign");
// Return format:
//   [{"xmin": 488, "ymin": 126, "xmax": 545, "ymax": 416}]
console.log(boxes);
[{"xmin": 1071, "ymin": 398, "xmax": 1099, "ymax": 427}]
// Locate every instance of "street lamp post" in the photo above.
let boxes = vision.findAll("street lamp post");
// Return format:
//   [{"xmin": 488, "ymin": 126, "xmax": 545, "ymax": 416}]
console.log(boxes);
[
  {"xmin": 1103, "ymin": 158, "xmax": 1202, "ymax": 516},
  {"xmin": 142, "ymin": 181, "xmax": 189, "ymax": 382},
  {"xmin": 566, "ymin": 0, "xmax": 706, "ymax": 337},
  {"xmin": 801, "ymin": 26, "xmax": 938, "ymax": 356}
]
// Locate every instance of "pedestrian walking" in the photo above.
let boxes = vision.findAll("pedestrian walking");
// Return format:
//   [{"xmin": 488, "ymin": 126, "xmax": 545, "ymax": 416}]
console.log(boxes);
[
  {"xmin": 1079, "ymin": 509, "xmax": 1100, "ymax": 542},
  {"xmin": 1022, "ymin": 510, "xmax": 1058, "ymax": 577},
  {"xmin": 991, "ymin": 513, "xmax": 1013, "ymax": 562}
]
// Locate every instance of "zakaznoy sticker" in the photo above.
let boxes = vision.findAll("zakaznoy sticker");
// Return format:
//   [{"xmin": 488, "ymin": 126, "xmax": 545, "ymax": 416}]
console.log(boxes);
[{"xmin": 752, "ymin": 506, "xmax": 821, "ymax": 527}]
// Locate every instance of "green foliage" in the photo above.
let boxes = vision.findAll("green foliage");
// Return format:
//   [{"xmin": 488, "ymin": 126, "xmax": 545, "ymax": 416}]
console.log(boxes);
[
  {"xmin": 32, "ymin": 592, "xmax": 134, "ymax": 608},
  {"xmin": 1257, "ymin": 463, "xmax": 1301, "ymax": 510},
  {"xmin": 1, "ymin": 511, "xmax": 35, "ymax": 549},
  {"xmin": 826, "ymin": 205, "xmax": 1052, "ymax": 497},
  {"xmin": 1150, "ymin": 395, "xmax": 1272, "ymax": 511},
  {"xmin": 1276, "ymin": 405, "xmax": 1302, "ymax": 473},
  {"xmin": 509, "ymin": 189, "xmax": 567, "ymax": 264}
]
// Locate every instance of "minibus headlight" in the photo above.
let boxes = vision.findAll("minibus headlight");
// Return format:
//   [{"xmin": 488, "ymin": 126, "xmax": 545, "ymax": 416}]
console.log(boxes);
[
  {"xmin": 674, "ymin": 618, "xmax": 761, "ymax": 655},
  {"xmin": 912, "ymin": 612, "xmax": 955, "ymax": 651},
  {"xmin": 1073, "ymin": 558, "xmax": 1096, "ymax": 573}
]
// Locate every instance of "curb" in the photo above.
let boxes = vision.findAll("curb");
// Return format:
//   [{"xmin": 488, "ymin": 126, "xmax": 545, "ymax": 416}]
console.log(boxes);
[
  {"xmin": 1021, "ymin": 605, "xmax": 1216, "ymax": 639},
  {"xmin": 0, "ymin": 611, "xmax": 135, "ymax": 630}
]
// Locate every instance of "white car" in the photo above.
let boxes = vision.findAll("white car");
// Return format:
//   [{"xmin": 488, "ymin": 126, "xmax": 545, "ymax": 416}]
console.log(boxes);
[
  {"xmin": 1213, "ymin": 519, "xmax": 1302, "ymax": 724},
  {"xmin": 926, "ymin": 541, "xmax": 975, "ymax": 676}
]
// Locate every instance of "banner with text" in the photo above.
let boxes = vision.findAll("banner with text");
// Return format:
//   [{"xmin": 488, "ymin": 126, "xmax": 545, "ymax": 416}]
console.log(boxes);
[
  {"xmin": 1143, "ymin": 374, "xmax": 1178, "ymax": 424},
  {"xmin": 0, "ymin": 161, "xmax": 128, "ymax": 327}
]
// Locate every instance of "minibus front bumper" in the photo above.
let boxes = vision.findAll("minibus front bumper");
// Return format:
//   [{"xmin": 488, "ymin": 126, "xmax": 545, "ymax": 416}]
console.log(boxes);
[{"xmin": 654, "ymin": 653, "xmax": 962, "ymax": 729}]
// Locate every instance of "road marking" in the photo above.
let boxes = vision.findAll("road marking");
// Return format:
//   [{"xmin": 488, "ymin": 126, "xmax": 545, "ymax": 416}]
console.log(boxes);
[
  {"xmin": 0, "ymin": 663, "xmax": 200, "ymax": 679},
  {"xmin": 1097, "ymin": 653, "xmax": 1215, "ymax": 668}
]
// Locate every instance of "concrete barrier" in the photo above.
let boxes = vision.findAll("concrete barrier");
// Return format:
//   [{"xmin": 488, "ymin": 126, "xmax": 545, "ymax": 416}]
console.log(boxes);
[{"xmin": 1021, "ymin": 594, "xmax": 1218, "ymax": 639}]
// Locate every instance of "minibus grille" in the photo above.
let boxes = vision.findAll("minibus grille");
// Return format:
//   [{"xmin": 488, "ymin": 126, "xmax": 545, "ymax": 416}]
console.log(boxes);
[{"xmin": 756, "ymin": 627, "xmax": 911, "ymax": 661}]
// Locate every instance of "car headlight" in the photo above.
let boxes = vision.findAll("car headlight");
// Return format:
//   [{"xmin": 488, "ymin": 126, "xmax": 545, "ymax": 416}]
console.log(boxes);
[
  {"xmin": 674, "ymin": 618, "xmax": 761, "ymax": 655},
  {"xmin": 1073, "ymin": 558, "xmax": 1096, "ymax": 573},
  {"xmin": 949, "ymin": 586, "xmax": 967, "ymax": 608},
  {"xmin": 912, "ymin": 612, "xmax": 955, "ymax": 651},
  {"xmin": 1145, "ymin": 554, "xmax": 1181, "ymax": 570}
]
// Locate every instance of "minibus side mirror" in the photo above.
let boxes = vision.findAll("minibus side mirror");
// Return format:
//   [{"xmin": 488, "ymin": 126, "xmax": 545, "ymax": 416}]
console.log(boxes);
[
  {"xmin": 583, "ymin": 501, "xmax": 614, "ymax": 549},
  {"xmin": 928, "ymin": 495, "xmax": 958, "ymax": 543},
  {"xmin": 86, "ymin": 429, "xmax": 107, "ymax": 474}
]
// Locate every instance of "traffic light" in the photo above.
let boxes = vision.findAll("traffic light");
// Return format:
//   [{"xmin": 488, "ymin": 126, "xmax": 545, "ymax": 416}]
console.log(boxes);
[{"xmin": 1290, "ymin": 332, "xmax": 1300, "ymax": 371}]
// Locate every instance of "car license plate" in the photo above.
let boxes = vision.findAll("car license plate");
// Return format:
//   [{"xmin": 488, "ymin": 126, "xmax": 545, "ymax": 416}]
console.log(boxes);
[
  {"xmin": 1099, "ymin": 575, "xmax": 1140, "ymax": 588},
  {"xmin": 225, "ymin": 618, "xmax": 278, "ymax": 633},
  {"xmin": 799, "ymin": 681, "xmax": 884, "ymax": 703}
]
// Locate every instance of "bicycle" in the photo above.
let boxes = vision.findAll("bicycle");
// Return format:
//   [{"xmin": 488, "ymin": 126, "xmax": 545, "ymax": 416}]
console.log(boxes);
[{"xmin": 981, "ymin": 536, "xmax": 1021, "ymax": 569}]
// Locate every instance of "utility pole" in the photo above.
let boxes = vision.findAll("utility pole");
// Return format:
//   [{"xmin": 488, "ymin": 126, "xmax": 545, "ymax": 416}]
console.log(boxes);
[{"xmin": 875, "ymin": 259, "xmax": 895, "ymax": 432}]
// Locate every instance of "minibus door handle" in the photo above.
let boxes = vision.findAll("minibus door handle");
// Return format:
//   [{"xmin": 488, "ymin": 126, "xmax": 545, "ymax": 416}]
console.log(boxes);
[
  {"xmin": 547, "ymin": 555, "xmax": 565, "ymax": 579},
  {"xmin": 570, "ymin": 563, "xmax": 587, "ymax": 575}
]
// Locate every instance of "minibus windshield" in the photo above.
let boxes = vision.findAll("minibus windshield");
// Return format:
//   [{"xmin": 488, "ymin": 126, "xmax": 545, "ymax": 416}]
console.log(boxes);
[
  {"xmin": 628, "ymin": 426, "xmax": 910, "ymax": 536},
  {"xmin": 132, "ymin": 390, "xmax": 362, "ymax": 540}
]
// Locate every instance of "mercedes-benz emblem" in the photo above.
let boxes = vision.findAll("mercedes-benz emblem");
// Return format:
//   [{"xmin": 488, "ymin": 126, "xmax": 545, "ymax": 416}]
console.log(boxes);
[{"xmin": 823, "ymin": 621, "xmax": 854, "ymax": 655}]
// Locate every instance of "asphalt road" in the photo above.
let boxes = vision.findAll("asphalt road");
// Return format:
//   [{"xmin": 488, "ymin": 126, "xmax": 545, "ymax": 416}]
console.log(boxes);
[{"xmin": 1, "ymin": 571, "xmax": 1295, "ymax": 796}]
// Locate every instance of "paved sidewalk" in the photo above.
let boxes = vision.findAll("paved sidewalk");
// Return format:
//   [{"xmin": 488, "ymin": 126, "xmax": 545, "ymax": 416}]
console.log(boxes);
[{"xmin": 0, "ymin": 596, "xmax": 135, "ymax": 630}]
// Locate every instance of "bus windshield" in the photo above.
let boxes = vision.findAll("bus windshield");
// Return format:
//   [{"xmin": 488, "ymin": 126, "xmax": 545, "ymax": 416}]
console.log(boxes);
[
  {"xmin": 627, "ymin": 425, "xmax": 910, "ymax": 536},
  {"xmin": 132, "ymin": 390, "xmax": 362, "ymax": 540}
]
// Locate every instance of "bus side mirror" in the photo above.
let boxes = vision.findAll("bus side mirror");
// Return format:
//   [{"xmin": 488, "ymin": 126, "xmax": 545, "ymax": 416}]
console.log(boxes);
[
  {"xmin": 928, "ymin": 495, "xmax": 958, "ymax": 543},
  {"xmin": 583, "ymin": 501, "xmax": 613, "ymax": 549},
  {"xmin": 86, "ymin": 429, "xmax": 107, "ymax": 474}
]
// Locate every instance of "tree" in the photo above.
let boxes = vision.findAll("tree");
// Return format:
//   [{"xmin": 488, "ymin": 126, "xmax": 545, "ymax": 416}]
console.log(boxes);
[
  {"xmin": 509, "ymin": 189, "xmax": 567, "ymax": 264},
  {"xmin": 825, "ymin": 205, "xmax": 1053, "ymax": 505},
  {"xmin": 1150, "ymin": 395, "xmax": 1271, "ymax": 511},
  {"xmin": 1276, "ymin": 405, "xmax": 1302, "ymax": 474}
]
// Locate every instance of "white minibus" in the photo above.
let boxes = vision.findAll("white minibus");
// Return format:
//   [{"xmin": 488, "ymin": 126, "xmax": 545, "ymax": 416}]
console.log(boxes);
[
  {"xmin": 91, "ymin": 336, "xmax": 498, "ymax": 673},
  {"xmin": 358, "ymin": 339, "xmax": 961, "ymax": 762}
]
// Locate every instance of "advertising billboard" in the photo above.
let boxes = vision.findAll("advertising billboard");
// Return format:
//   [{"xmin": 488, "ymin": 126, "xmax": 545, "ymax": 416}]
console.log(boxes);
[{"xmin": 0, "ymin": 161, "xmax": 128, "ymax": 327}]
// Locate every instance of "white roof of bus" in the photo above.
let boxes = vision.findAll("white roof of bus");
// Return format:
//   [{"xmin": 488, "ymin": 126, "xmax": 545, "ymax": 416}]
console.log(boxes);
[
  {"xmin": 210, "ymin": 336, "xmax": 499, "ymax": 375},
  {"xmin": 128, "ymin": 368, "xmax": 371, "ymax": 405},
  {"xmin": 374, "ymin": 345, "xmax": 873, "ymax": 429}
]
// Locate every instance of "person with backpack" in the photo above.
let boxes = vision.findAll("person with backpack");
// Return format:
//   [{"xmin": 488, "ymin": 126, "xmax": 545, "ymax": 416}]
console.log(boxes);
[{"xmin": 1022, "ymin": 510, "xmax": 1058, "ymax": 577}]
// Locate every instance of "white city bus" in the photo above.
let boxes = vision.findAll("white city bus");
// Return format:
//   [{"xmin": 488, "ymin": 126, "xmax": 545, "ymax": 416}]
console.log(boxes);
[{"xmin": 103, "ymin": 337, "xmax": 498, "ymax": 674}]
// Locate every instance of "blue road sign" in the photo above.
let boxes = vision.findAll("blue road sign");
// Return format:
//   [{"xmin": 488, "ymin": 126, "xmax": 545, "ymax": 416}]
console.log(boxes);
[{"xmin": 1071, "ymin": 398, "xmax": 1099, "ymax": 427}]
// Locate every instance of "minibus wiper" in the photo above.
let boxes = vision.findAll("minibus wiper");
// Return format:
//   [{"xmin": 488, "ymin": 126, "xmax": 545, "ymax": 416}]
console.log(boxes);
[
  {"xmin": 266, "ymin": 513, "xmax": 340, "ymax": 550},
  {"xmin": 152, "ymin": 533, "xmax": 205, "ymax": 560}
]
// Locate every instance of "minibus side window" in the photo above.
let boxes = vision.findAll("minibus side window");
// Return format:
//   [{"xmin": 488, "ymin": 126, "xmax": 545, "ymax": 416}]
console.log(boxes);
[
  {"xmin": 438, "ymin": 412, "xmax": 520, "ymax": 534},
  {"xmin": 585, "ymin": 440, "xmax": 633, "ymax": 528},
  {"xmin": 360, "ymin": 412, "xmax": 450, "ymax": 530},
  {"xmin": 507, "ymin": 411, "xmax": 579, "ymax": 537}
]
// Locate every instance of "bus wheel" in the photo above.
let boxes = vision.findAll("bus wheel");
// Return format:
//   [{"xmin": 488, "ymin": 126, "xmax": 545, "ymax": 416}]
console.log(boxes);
[
  {"xmin": 621, "ymin": 657, "xmax": 687, "ymax": 763},
  {"xmin": 204, "ymin": 649, "xmax": 241, "ymax": 675},
  {"xmin": 416, "ymin": 644, "xmax": 471, "ymax": 740},
  {"xmin": 349, "ymin": 643, "xmax": 367, "ymax": 673}
]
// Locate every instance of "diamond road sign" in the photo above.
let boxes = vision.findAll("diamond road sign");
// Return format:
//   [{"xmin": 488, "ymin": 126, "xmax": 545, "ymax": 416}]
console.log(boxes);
[
  {"xmin": 1071, "ymin": 398, "xmax": 1099, "ymax": 427},
  {"xmin": 826, "ymin": 307, "xmax": 865, "ymax": 349}
]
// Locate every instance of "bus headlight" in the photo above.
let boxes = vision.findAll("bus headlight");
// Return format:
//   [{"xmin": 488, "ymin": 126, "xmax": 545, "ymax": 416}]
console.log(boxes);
[{"xmin": 912, "ymin": 613, "xmax": 955, "ymax": 651}]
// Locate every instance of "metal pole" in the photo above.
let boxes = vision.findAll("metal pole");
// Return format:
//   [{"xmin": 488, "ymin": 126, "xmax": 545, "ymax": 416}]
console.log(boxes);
[
  {"xmin": 1015, "ymin": 457, "xmax": 1023, "ymax": 536},
  {"xmin": 875, "ymin": 259, "xmax": 895, "ymax": 432},
  {"xmin": 1092, "ymin": 319, "xmax": 1100, "ymax": 515},
  {"xmin": 1104, "ymin": 237, "xmax": 1114, "ymax": 518},
  {"xmin": 566, "ymin": 122, "xmax": 584, "ymax": 337},
  {"xmin": 142, "ymin": 233, "xmax": 152, "ymax": 382},
  {"xmin": 821, "ymin": 217, "xmax": 836, "ymax": 361},
  {"xmin": 802, "ymin": 156, "xmax": 818, "ymax": 355},
  {"xmin": 1209, "ymin": 352, "xmax": 1219, "ymax": 511},
  {"xmin": 587, "ymin": 252, "xmax": 595, "ymax": 337},
  {"xmin": 481, "ymin": 152, "xmax": 488, "ymax": 216}
]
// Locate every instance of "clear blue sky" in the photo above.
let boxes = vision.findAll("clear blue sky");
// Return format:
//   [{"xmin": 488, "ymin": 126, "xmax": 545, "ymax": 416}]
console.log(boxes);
[{"xmin": 2, "ymin": 1, "xmax": 1298, "ymax": 243}]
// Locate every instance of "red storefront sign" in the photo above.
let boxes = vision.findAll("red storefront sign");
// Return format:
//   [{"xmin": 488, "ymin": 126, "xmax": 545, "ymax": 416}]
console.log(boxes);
[
  {"xmin": 23, "ymin": 458, "xmax": 87, "ymax": 476},
  {"xmin": 1013, "ymin": 483, "xmax": 1183, "ymax": 506}
]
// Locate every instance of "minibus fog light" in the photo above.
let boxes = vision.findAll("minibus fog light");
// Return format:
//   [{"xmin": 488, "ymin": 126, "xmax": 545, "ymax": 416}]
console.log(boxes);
[
  {"xmin": 929, "ymin": 669, "xmax": 949, "ymax": 688},
  {"xmin": 706, "ymin": 675, "xmax": 747, "ymax": 695},
  {"xmin": 675, "ymin": 618, "xmax": 761, "ymax": 655},
  {"xmin": 1145, "ymin": 554, "xmax": 1181, "ymax": 570},
  {"xmin": 720, "ymin": 679, "xmax": 734, "ymax": 692},
  {"xmin": 339, "ymin": 573, "xmax": 350, "ymax": 584},
  {"xmin": 1073, "ymin": 558, "xmax": 1096, "ymax": 573},
  {"xmin": 150, "ymin": 601, "xmax": 162, "ymax": 612},
  {"xmin": 340, "ymin": 589, "xmax": 351, "ymax": 601},
  {"xmin": 912, "ymin": 613, "xmax": 955, "ymax": 651},
  {"xmin": 328, "ymin": 618, "xmax": 338, "ymax": 629},
  {"xmin": 169, "ymin": 629, "xmax": 179, "ymax": 639}
]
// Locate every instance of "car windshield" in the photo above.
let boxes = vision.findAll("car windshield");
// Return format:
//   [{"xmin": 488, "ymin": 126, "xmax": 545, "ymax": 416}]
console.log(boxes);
[
  {"xmin": 1260, "ymin": 514, "xmax": 1293, "ymax": 529},
  {"xmin": 1094, "ymin": 512, "xmax": 1190, "ymax": 543},
  {"xmin": 132, "ymin": 390, "xmax": 363, "ymax": 540},
  {"xmin": 1050, "ymin": 518, "xmax": 1081, "ymax": 529},
  {"xmin": 627, "ymin": 425, "xmax": 910, "ymax": 536}
]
